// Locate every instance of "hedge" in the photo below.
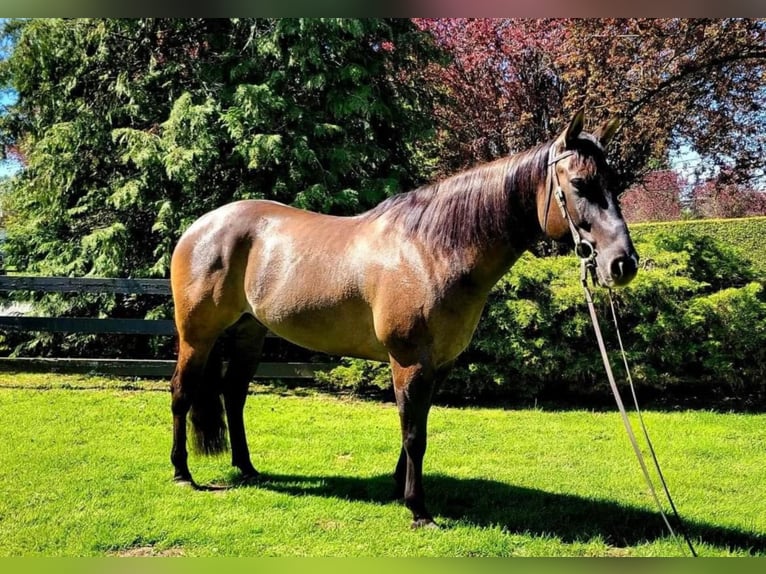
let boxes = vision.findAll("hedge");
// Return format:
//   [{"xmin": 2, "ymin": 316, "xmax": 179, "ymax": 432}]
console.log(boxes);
[
  {"xmin": 316, "ymin": 218, "xmax": 766, "ymax": 410},
  {"xmin": 631, "ymin": 216, "xmax": 766, "ymax": 277}
]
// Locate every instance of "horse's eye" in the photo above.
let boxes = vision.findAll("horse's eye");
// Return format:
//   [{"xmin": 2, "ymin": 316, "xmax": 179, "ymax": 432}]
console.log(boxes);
[
  {"xmin": 571, "ymin": 178, "xmax": 606, "ymax": 205},
  {"xmin": 570, "ymin": 178, "xmax": 587, "ymax": 193}
]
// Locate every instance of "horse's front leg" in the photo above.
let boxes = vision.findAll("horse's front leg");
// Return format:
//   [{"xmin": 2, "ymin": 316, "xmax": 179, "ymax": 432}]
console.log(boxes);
[
  {"xmin": 393, "ymin": 360, "xmax": 454, "ymax": 500},
  {"xmin": 390, "ymin": 354, "xmax": 438, "ymax": 529}
]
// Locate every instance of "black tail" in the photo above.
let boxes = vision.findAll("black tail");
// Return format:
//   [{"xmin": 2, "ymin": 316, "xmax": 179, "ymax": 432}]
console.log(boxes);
[{"xmin": 188, "ymin": 341, "xmax": 228, "ymax": 455}]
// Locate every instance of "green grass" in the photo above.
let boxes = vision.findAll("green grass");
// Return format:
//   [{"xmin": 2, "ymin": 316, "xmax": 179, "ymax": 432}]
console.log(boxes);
[{"xmin": 1, "ymin": 373, "xmax": 765, "ymax": 557}]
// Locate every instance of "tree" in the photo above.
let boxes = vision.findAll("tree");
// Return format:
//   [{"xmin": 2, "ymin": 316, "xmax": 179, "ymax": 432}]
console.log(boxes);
[
  {"xmin": 412, "ymin": 19, "xmax": 566, "ymax": 172},
  {"xmin": 620, "ymin": 170, "xmax": 684, "ymax": 223},
  {"xmin": 691, "ymin": 173, "xmax": 766, "ymax": 219},
  {"xmin": 415, "ymin": 18, "xmax": 766, "ymax": 192},
  {"xmin": 0, "ymin": 18, "xmax": 439, "ymax": 280},
  {"xmin": 0, "ymin": 18, "xmax": 440, "ymax": 358}
]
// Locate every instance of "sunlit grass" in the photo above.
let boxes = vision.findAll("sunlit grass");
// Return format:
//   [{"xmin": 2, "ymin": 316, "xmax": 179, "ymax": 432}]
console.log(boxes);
[{"xmin": 1, "ymin": 373, "xmax": 764, "ymax": 557}]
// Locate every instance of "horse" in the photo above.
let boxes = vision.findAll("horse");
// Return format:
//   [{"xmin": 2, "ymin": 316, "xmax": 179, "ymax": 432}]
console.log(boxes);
[{"xmin": 168, "ymin": 109, "xmax": 639, "ymax": 528}]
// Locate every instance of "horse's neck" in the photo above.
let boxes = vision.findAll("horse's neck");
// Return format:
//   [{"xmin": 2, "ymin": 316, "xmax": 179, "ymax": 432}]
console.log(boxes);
[{"xmin": 463, "ymin": 150, "xmax": 547, "ymax": 288}]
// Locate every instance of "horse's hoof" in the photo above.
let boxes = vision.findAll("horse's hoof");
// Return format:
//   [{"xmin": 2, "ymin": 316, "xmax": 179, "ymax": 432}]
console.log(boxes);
[
  {"xmin": 411, "ymin": 518, "xmax": 439, "ymax": 530},
  {"xmin": 173, "ymin": 477, "xmax": 194, "ymax": 488},
  {"xmin": 234, "ymin": 461, "xmax": 260, "ymax": 478},
  {"xmin": 239, "ymin": 470, "xmax": 261, "ymax": 485}
]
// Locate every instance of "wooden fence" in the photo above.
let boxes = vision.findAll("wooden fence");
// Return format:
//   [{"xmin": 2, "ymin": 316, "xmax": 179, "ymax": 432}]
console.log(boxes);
[{"xmin": 0, "ymin": 275, "xmax": 334, "ymax": 379}]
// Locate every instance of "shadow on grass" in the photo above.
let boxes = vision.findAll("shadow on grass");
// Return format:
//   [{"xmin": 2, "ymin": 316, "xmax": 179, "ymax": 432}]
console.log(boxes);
[{"xmin": 228, "ymin": 471, "xmax": 765, "ymax": 554}]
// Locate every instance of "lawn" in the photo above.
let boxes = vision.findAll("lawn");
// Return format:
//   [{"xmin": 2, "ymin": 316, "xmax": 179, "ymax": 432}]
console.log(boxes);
[{"xmin": 1, "ymin": 372, "xmax": 765, "ymax": 557}]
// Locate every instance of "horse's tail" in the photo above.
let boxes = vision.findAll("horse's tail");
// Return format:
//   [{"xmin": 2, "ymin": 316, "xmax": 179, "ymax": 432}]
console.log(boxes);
[{"xmin": 188, "ymin": 342, "xmax": 229, "ymax": 456}]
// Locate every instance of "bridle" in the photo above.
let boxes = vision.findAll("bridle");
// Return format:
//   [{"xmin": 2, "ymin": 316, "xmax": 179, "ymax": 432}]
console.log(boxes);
[
  {"xmin": 543, "ymin": 145, "xmax": 597, "ymax": 279},
  {"xmin": 543, "ymin": 142, "xmax": 698, "ymax": 557}
]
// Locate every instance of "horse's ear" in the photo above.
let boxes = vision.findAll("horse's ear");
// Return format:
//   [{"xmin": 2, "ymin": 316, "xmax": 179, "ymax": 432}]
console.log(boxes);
[
  {"xmin": 592, "ymin": 118, "xmax": 621, "ymax": 148},
  {"xmin": 558, "ymin": 108, "xmax": 585, "ymax": 149}
]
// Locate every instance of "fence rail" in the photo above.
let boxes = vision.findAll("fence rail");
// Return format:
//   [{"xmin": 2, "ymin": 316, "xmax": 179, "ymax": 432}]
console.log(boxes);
[
  {"xmin": 0, "ymin": 275, "xmax": 332, "ymax": 379},
  {"xmin": 0, "ymin": 316, "xmax": 176, "ymax": 335},
  {"xmin": 0, "ymin": 275, "xmax": 171, "ymax": 295}
]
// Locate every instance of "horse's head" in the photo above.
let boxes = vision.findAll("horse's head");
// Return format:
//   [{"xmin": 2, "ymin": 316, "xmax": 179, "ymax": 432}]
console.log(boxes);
[{"xmin": 538, "ymin": 109, "xmax": 639, "ymax": 287}]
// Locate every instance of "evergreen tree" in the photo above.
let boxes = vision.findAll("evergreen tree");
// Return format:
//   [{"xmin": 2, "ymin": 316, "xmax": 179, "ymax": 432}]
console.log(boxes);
[
  {"xmin": 0, "ymin": 18, "xmax": 439, "ymax": 279},
  {"xmin": 0, "ymin": 18, "xmax": 440, "ymax": 358}
]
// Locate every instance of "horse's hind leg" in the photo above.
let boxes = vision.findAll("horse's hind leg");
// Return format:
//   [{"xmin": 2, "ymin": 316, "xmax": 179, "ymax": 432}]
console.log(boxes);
[
  {"xmin": 170, "ymin": 334, "xmax": 217, "ymax": 485},
  {"xmin": 221, "ymin": 315, "xmax": 268, "ymax": 480},
  {"xmin": 170, "ymin": 294, "xmax": 244, "ymax": 485}
]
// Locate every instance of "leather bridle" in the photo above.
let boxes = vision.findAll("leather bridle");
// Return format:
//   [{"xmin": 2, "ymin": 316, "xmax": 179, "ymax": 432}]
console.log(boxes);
[{"xmin": 543, "ymin": 145, "xmax": 597, "ymax": 276}]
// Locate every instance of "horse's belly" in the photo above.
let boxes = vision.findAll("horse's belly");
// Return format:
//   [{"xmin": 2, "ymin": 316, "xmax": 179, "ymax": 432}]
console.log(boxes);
[{"xmin": 255, "ymin": 302, "xmax": 389, "ymax": 362}]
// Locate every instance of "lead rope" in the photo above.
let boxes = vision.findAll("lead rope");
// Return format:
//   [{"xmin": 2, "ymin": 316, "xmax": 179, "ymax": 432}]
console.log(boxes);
[
  {"xmin": 605, "ymin": 288, "xmax": 698, "ymax": 556},
  {"xmin": 580, "ymin": 262, "xmax": 698, "ymax": 557},
  {"xmin": 547, "ymin": 150, "xmax": 697, "ymax": 555}
]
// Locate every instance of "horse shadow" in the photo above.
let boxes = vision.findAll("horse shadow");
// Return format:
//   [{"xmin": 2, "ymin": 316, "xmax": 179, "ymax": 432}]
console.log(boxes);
[{"xmin": 225, "ymin": 471, "xmax": 766, "ymax": 554}]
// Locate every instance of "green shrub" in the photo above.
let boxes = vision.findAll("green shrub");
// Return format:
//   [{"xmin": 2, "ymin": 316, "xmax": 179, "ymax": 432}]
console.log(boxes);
[
  {"xmin": 613, "ymin": 230, "xmax": 765, "ymax": 407},
  {"xmin": 314, "ymin": 356, "xmax": 392, "ymax": 395},
  {"xmin": 318, "ymin": 226, "xmax": 766, "ymax": 409},
  {"xmin": 632, "ymin": 216, "xmax": 766, "ymax": 278}
]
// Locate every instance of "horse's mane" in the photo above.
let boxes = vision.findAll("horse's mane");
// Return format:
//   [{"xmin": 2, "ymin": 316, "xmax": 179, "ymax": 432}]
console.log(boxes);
[{"xmin": 360, "ymin": 141, "xmax": 552, "ymax": 250}]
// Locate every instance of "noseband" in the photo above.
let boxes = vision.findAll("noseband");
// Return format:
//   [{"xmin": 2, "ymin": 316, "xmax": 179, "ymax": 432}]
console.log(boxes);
[{"xmin": 543, "ymin": 146, "xmax": 597, "ymax": 280}]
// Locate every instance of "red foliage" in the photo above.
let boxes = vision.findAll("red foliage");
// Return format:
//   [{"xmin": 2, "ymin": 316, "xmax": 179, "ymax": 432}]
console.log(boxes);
[
  {"xmin": 5, "ymin": 143, "xmax": 25, "ymax": 164},
  {"xmin": 413, "ymin": 19, "xmax": 766, "ymax": 190},
  {"xmin": 620, "ymin": 170, "xmax": 684, "ymax": 223},
  {"xmin": 691, "ymin": 178, "xmax": 766, "ymax": 219},
  {"xmin": 413, "ymin": 19, "xmax": 566, "ymax": 171}
]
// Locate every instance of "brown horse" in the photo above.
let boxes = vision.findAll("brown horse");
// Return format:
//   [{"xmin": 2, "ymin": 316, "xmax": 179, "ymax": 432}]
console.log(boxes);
[{"xmin": 169, "ymin": 109, "xmax": 638, "ymax": 528}]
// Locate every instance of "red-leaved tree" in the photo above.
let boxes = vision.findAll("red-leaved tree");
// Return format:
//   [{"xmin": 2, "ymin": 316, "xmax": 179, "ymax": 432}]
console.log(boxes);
[
  {"xmin": 692, "ymin": 176, "xmax": 766, "ymax": 219},
  {"xmin": 414, "ymin": 18, "xmax": 766, "ymax": 192},
  {"xmin": 413, "ymin": 19, "xmax": 566, "ymax": 174},
  {"xmin": 620, "ymin": 170, "xmax": 684, "ymax": 222}
]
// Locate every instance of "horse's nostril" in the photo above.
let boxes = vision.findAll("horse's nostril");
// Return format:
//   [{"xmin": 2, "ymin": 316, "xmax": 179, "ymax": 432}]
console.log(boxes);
[{"xmin": 610, "ymin": 255, "xmax": 638, "ymax": 284}]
